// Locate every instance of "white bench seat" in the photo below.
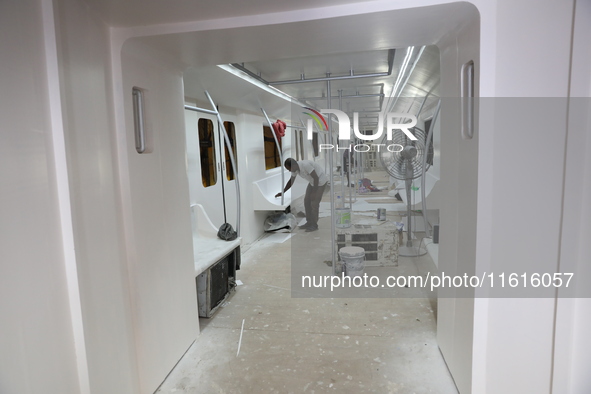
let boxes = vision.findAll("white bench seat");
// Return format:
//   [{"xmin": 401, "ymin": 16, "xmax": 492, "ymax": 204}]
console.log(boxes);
[
  {"xmin": 252, "ymin": 171, "xmax": 308, "ymax": 211},
  {"xmin": 190, "ymin": 204, "xmax": 241, "ymax": 276}
]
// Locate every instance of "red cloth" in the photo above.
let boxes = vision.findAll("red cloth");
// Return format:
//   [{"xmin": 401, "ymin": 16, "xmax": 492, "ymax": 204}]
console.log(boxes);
[
  {"xmin": 272, "ymin": 119, "xmax": 286, "ymax": 139},
  {"xmin": 361, "ymin": 178, "xmax": 380, "ymax": 192}
]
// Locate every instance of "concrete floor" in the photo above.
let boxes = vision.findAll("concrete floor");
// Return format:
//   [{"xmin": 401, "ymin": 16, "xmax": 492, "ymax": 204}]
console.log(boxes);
[
  {"xmin": 156, "ymin": 205, "xmax": 458, "ymax": 393},
  {"xmin": 157, "ymin": 173, "xmax": 457, "ymax": 394}
]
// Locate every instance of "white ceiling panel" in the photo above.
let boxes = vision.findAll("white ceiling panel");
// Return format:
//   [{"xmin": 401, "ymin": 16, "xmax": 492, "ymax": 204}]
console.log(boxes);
[
  {"xmin": 183, "ymin": 45, "xmax": 440, "ymax": 129},
  {"xmin": 125, "ymin": 5, "xmax": 464, "ymax": 126},
  {"xmin": 86, "ymin": 0, "xmax": 379, "ymax": 28}
]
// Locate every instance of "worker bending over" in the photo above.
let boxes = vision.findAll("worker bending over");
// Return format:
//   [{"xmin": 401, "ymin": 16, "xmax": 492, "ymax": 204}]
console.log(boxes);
[{"xmin": 276, "ymin": 158, "xmax": 327, "ymax": 232}]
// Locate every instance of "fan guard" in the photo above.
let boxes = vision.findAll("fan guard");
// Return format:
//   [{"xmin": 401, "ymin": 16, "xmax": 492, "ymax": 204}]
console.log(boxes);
[
  {"xmin": 379, "ymin": 126, "xmax": 431, "ymax": 180},
  {"xmin": 379, "ymin": 125, "xmax": 432, "ymax": 257}
]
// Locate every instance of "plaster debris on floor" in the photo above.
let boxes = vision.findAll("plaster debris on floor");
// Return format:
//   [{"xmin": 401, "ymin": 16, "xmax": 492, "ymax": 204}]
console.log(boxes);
[{"xmin": 156, "ymin": 206, "xmax": 457, "ymax": 393}]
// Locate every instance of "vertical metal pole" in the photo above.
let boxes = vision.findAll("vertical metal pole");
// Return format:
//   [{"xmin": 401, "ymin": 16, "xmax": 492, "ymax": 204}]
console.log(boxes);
[
  {"xmin": 327, "ymin": 78, "xmax": 336, "ymax": 276},
  {"xmin": 421, "ymin": 100, "xmax": 441, "ymax": 238},
  {"xmin": 348, "ymin": 149, "xmax": 353, "ymax": 209},
  {"xmin": 360, "ymin": 135, "xmax": 365, "ymax": 181},
  {"xmin": 339, "ymin": 90, "xmax": 353, "ymax": 209},
  {"xmin": 405, "ymin": 176, "xmax": 413, "ymax": 248},
  {"xmin": 338, "ymin": 90, "xmax": 345, "ymax": 200},
  {"xmin": 261, "ymin": 108, "xmax": 285, "ymax": 206},
  {"xmin": 205, "ymin": 91, "xmax": 242, "ymax": 235},
  {"xmin": 324, "ymin": 132, "xmax": 328, "ymax": 174},
  {"xmin": 351, "ymin": 139, "xmax": 358, "ymax": 204}
]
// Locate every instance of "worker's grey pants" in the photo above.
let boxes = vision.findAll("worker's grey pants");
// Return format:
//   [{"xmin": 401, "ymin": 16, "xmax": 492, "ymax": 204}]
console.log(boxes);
[{"xmin": 304, "ymin": 183, "xmax": 326, "ymax": 228}]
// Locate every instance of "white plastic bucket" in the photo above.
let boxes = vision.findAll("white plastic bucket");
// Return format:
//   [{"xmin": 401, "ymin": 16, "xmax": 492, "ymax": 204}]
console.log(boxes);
[
  {"xmin": 338, "ymin": 246, "xmax": 365, "ymax": 277},
  {"xmin": 377, "ymin": 208, "xmax": 386, "ymax": 221},
  {"xmin": 335, "ymin": 207, "xmax": 351, "ymax": 228}
]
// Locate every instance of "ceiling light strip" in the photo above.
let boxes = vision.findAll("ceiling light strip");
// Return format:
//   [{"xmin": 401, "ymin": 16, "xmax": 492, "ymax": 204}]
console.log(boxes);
[
  {"xmin": 217, "ymin": 64, "xmax": 309, "ymax": 108},
  {"xmin": 300, "ymin": 93, "xmax": 385, "ymax": 100},
  {"xmin": 268, "ymin": 49, "xmax": 395, "ymax": 86},
  {"xmin": 385, "ymin": 46, "xmax": 414, "ymax": 114},
  {"xmin": 268, "ymin": 71, "xmax": 390, "ymax": 85},
  {"xmin": 385, "ymin": 46, "xmax": 426, "ymax": 116}
]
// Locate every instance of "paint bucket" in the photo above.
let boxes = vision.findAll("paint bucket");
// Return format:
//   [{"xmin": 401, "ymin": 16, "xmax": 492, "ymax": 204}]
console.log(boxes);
[
  {"xmin": 335, "ymin": 207, "xmax": 351, "ymax": 228},
  {"xmin": 338, "ymin": 246, "xmax": 365, "ymax": 277},
  {"xmin": 377, "ymin": 208, "xmax": 386, "ymax": 221}
]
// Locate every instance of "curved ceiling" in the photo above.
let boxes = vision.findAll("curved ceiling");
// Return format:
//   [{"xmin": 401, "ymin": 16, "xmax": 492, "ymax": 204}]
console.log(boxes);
[
  {"xmin": 182, "ymin": 45, "xmax": 440, "ymax": 129},
  {"xmin": 87, "ymin": 0, "xmax": 378, "ymax": 28},
  {"xmin": 122, "ymin": 3, "xmax": 476, "ymax": 126}
]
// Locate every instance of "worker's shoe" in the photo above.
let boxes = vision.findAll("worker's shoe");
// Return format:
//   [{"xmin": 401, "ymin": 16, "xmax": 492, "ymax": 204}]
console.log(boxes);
[
  {"xmin": 298, "ymin": 223, "xmax": 312, "ymax": 229},
  {"xmin": 305, "ymin": 226, "xmax": 318, "ymax": 232}
]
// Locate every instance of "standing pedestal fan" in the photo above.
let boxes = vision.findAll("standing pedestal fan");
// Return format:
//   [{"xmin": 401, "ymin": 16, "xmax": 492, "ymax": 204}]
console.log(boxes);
[{"xmin": 380, "ymin": 126, "xmax": 432, "ymax": 257}]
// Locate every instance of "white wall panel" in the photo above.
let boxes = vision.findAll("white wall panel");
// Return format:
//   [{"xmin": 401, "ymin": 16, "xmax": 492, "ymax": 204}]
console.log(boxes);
[
  {"xmin": 234, "ymin": 111, "xmax": 293, "ymax": 245},
  {"xmin": 553, "ymin": 1, "xmax": 591, "ymax": 391},
  {"xmin": 0, "ymin": 0, "xmax": 80, "ymax": 392},
  {"xmin": 477, "ymin": 1, "xmax": 574, "ymax": 393},
  {"xmin": 433, "ymin": 3, "xmax": 480, "ymax": 392},
  {"xmin": 52, "ymin": 0, "xmax": 140, "ymax": 391},
  {"xmin": 120, "ymin": 42, "xmax": 199, "ymax": 394}
]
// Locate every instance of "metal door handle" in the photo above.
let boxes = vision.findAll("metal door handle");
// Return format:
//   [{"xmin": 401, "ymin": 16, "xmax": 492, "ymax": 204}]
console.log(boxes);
[
  {"xmin": 460, "ymin": 60, "xmax": 474, "ymax": 140},
  {"xmin": 132, "ymin": 87, "xmax": 146, "ymax": 153}
]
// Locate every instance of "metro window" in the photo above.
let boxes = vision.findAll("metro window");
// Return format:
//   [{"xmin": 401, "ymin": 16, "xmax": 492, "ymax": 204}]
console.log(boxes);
[
  {"xmin": 312, "ymin": 132, "xmax": 319, "ymax": 157},
  {"xmin": 299, "ymin": 130, "xmax": 305, "ymax": 159},
  {"xmin": 223, "ymin": 121, "xmax": 238, "ymax": 180},
  {"xmin": 263, "ymin": 125, "xmax": 282, "ymax": 170},
  {"xmin": 198, "ymin": 118, "xmax": 217, "ymax": 187}
]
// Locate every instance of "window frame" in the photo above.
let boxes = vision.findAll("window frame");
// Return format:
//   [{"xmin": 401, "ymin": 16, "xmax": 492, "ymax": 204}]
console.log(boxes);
[
  {"xmin": 263, "ymin": 125, "xmax": 282, "ymax": 170},
  {"xmin": 223, "ymin": 121, "xmax": 238, "ymax": 180},
  {"xmin": 198, "ymin": 118, "xmax": 218, "ymax": 188}
]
